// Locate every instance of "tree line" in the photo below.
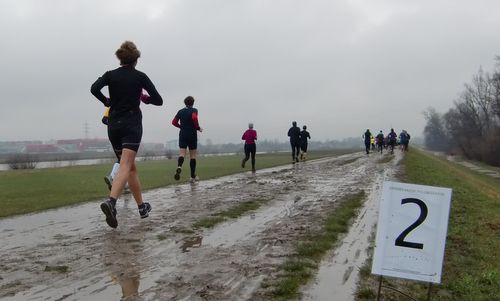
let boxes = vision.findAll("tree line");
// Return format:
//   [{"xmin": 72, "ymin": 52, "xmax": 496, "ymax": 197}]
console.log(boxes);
[{"xmin": 424, "ymin": 56, "xmax": 500, "ymax": 166}]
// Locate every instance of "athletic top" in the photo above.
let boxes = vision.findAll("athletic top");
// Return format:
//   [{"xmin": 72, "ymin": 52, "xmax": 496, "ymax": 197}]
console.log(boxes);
[
  {"xmin": 91, "ymin": 65, "xmax": 163, "ymax": 119},
  {"xmin": 172, "ymin": 106, "xmax": 200, "ymax": 132},
  {"xmin": 288, "ymin": 126, "xmax": 301, "ymax": 143},
  {"xmin": 242, "ymin": 129, "xmax": 257, "ymax": 144},
  {"xmin": 300, "ymin": 130, "xmax": 311, "ymax": 144},
  {"xmin": 388, "ymin": 131, "xmax": 397, "ymax": 142},
  {"xmin": 376, "ymin": 133, "xmax": 384, "ymax": 144},
  {"xmin": 363, "ymin": 130, "xmax": 371, "ymax": 143}
]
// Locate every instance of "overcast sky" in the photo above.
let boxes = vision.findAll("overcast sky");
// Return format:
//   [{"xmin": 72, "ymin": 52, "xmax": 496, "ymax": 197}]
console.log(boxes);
[{"xmin": 1, "ymin": 0, "xmax": 499, "ymax": 144}]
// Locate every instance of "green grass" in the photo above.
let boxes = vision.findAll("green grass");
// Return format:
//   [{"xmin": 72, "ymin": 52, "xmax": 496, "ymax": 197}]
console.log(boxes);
[
  {"xmin": 0, "ymin": 151, "xmax": 340, "ymax": 218},
  {"xmin": 356, "ymin": 149, "xmax": 500, "ymax": 300},
  {"xmin": 44, "ymin": 265, "xmax": 69, "ymax": 273},
  {"xmin": 270, "ymin": 191, "xmax": 366, "ymax": 300},
  {"xmin": 192, "ymin": 199, "xmax": 265, "ymax": 229}
]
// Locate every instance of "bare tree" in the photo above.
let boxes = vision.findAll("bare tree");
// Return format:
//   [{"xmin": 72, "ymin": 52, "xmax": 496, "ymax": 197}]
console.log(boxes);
[
  {"xmin": 423, "ymin": 107, "xmax": 450, "ymax": 152},
  {"xmin": 7, "ymin": 154, "xmax": 39, "ymax": 170}
]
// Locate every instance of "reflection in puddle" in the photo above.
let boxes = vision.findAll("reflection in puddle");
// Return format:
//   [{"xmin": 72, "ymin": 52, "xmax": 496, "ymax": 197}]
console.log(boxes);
[
  {"xmin": 103, "ymin": 231, "xmax": 144, "ymax": 300},
  {"xmin": 111, "ymin": 272, "xmax": 140, "ymax": 301},
  {"xmin": 177, "ymin": 236, "xmax": 203, "ymax": 252}
]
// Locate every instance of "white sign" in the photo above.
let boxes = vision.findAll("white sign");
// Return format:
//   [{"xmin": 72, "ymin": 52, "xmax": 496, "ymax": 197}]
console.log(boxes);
[{"xmin": 371, "ymin": 181, "xmax": 452, "ymax": 283}]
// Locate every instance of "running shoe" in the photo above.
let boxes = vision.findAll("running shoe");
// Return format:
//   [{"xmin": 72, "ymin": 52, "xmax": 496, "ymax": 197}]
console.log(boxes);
[
  {"xmin": 100, "ymin": 200, "xmax": 117, "ymax": 228},
  {"xmin": 104, "ymin": 176, "xmax": 113, "ymax": 191},
  {"xmin": 139, "ymin": 202, "xmax": 152, "ymax": 218},
  {"xmin": 190, "ymin": 176, "xmax": 199, "ymax": 183},
  {"xmin": 174, "ymin": 167, "xmax": 182, "ymax": 180}
]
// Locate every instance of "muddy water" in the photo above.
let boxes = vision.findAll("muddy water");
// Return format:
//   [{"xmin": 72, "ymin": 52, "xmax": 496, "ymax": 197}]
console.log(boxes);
[
  {"xmin": 0, "ymin": 152, "xmax": 402, "ymax": 300},
  {"xmin": 301, "ymin": 155, "xmax": 401, "ymax": 301}
]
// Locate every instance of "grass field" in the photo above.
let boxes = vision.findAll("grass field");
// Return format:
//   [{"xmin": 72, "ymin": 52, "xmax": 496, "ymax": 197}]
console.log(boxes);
[
  {"xmin": 0, "ymin": 151, "xmax": 343, "ymax": 218},
  {"xmin": 356, "ymin": 149, "xmax": 500, "ymax": 301}
]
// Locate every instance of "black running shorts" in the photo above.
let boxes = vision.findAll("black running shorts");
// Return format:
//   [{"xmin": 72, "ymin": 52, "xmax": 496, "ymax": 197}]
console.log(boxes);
[
  {"xmin": 179, "ymin": 130, "xmax": 197, "ymax": 150},
  {"xmin": 107, "ymin": 112, "xmax": 143, "ymax": 157}
]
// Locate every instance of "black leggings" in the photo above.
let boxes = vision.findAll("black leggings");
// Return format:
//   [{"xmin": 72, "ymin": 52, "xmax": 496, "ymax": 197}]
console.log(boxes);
[
  {"xmin": 291, "ymin": 142, "xmax": 300, "ymax": 160},
  {"xmin": 243, "ymin": 144, "xmax": 256, "ymax": 168}
]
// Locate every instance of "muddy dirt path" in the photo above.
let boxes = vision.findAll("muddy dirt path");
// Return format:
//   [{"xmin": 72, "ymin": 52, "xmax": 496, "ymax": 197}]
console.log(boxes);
[{"xmin": 0, "ymin": 151, "xmax": 402, "ymax": 300}]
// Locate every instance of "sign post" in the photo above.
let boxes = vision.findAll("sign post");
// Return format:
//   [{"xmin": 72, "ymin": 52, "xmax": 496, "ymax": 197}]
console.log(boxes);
[{"xmin": 372, "ymin": 181, "xmax": 452, "ymax": 298}]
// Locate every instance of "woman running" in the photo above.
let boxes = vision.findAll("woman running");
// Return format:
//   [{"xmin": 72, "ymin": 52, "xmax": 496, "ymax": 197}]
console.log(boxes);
[
  {"xmin": 91, "ymin": 41, "xmax": 163, "ymax": 228},
  {"xmin": 241, "ymin": 122, "xmax": 257, "ymax": 173},
  {"xmin": 172, "ymin": 96, "xmax": 202, "ymax": 182}
]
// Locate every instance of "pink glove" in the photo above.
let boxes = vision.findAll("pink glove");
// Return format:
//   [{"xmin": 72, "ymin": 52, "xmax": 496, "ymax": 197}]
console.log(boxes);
[{"xmin": 140, "ymin": 93, "xmax": 150, "ymax": 104}]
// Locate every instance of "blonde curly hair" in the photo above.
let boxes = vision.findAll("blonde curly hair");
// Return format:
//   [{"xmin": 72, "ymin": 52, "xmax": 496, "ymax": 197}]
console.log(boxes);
[{"xmin": 115, "ymin": 41, "xmax": 141, "ymax": 65}]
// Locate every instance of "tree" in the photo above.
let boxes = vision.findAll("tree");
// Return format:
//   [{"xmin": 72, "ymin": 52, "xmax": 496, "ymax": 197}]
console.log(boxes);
[{"xmin": 423, "ymin": 107, "xmax": 450, "ymax": 152}]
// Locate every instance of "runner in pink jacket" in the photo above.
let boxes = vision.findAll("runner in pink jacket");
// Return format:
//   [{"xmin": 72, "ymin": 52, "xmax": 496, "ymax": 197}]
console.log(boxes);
[{"xmin": 241, "ymin": 123, "xmax": 257, "ymax": 173}]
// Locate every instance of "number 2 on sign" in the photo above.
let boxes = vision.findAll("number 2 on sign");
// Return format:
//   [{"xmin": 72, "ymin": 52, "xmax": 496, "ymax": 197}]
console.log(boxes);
[{"xmin": 395, "ymin": 198, "xmax": 428, "ymax": 249}]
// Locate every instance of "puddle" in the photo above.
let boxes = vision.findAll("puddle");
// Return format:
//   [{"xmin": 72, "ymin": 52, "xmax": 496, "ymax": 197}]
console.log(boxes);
[{"xmin": 301, "ymin": 155, "xmax": 401, "ymax": 301}]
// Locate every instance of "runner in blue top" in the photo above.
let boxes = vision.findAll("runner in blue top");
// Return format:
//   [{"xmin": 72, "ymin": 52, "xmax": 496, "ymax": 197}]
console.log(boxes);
[
  {"xmin": 388, "ymin": 128, "xmax": 398, "ymax": 154},
  {"xmin": 172, "ymin": 96, "xmax": 202, "ymax": 182}
]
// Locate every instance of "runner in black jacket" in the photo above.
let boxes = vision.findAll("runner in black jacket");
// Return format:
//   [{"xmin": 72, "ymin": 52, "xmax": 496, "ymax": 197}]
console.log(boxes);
[
  {"xmin": 91, "ymin": 41, "xmax": 163, "ymax": 228},
  {"xmin": 288, "ymin": 121, "xmax": 301, "ymax": 163},
  {"xmin": 300, "ymin": 125, "xmax": 311, "ymax": 161}
]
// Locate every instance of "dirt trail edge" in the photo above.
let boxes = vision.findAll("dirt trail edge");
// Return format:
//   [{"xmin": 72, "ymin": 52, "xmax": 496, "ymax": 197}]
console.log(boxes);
[{"xmin": 0, "ymin": 151, "xmax": 402, "ymax": 301}]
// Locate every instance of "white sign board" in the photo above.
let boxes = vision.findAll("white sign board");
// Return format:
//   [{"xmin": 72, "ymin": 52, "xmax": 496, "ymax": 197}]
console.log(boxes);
[{"xmin": 371, "ymin": 181, "xmax": 452, "ymax": 283}]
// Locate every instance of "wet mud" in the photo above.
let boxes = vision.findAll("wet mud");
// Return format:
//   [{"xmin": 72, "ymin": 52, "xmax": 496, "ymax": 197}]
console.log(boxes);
[{"xmin": 0, "ymin": 151, "xmax": 402, "ymax": 300}]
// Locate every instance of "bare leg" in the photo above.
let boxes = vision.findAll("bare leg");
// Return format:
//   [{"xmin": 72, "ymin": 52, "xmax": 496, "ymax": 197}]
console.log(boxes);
[{"xmin": 110, "ymin": 149, "xmax": 143, "ymax": 206}]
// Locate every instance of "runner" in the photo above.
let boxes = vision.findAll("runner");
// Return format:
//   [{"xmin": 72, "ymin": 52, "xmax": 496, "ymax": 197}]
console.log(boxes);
[
  {"xmin": 362, "ymin": 129, "xmax": 372, "ymax": 155},
  {"xmin": 400, "ymin": 130, "xmax": 411, "ymax": 151},
  {"xmin": 172, "ymin": 96, "xmax": 202, "ymax": 182},
  {"xmin": 300, "ymin": 125, "xmax": 311, "ymax": 161},
  {"xmin": 388, "ymin": 128, "xmax": 398, "ymax": 154},
  {"xmin": 102, "ymin": 107, "xmax": 122, "ymax": 191},
  {"xmin": 241, "ymin": 122, "xmax": 257, "ymax": 173},
  {"xmin": 287, "ymin": 121, "xmax": 301, "ymax": 163},
  {"xmin": 91, "ymin": 41, "xmax": 163, "ymax": 228},
  {"xmin": 376, "ymin": 130, "xmax": 384, "ymax": 154}
]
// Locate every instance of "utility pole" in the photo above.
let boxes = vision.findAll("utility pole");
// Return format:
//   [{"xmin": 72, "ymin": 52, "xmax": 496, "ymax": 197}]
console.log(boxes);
[{"xmin": 84, "ymin": 121, "xmax": 89, "ymax": 139}]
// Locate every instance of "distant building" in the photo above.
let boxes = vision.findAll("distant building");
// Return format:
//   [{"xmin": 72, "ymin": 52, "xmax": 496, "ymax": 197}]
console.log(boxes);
[
  {"xmin": 57, "ymin": 139, "xmax": 111, "ymax": 152},
  {"xmin": 22, "ymin": 144, "xmax": 65, "ymax": 153},
  {"xmin": 0, "ymin": 141, "xmax": 43, "ymax": 154}
]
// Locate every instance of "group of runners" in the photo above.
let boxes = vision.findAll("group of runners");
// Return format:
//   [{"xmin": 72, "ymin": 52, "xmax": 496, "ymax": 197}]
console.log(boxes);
[
  {"xmin": 91, "ymin": 41, "xmax": 301, "ymax": 228},
  {"xmin": 288, "ymin": 121, "xmax": 311, "ymax": 163},
  {"xmin": 362, "ymin": 128, "xmax": 411, "ymax": 155}
]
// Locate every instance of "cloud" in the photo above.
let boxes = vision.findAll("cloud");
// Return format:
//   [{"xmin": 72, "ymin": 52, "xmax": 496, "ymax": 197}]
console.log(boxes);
[{"xmin": 1, "ymin": 0, "xmax": 500, "ymax": 143}]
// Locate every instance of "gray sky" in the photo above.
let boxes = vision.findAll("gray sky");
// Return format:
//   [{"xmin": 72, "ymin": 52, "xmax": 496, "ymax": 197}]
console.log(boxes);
[{"xmin": 1, "ymin": 0, "xmax": 500, "ymax": 144}]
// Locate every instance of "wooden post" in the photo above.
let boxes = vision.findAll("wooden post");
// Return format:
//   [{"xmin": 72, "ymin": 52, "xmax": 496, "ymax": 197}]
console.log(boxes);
[{"xmin": 376, "ymin": 276, "xmax": 383, "ymax": 301}]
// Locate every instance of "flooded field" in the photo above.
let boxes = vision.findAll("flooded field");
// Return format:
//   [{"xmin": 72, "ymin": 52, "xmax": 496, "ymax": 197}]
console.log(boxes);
[{"xmin": 0, "ymin": 151, "xmax": 402, "ymax": 300}]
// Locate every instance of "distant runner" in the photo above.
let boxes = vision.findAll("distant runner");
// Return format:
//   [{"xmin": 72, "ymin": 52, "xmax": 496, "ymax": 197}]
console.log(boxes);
[
  {"xmin": 399, "ymin": 129, "xmax": 411, "ymax": 151},
  {"xmin": 172, "ymin": 96, "xmax": 202, "ymax": 182},
  {"xmin": 388, "ymin": 128, "xmax": 397, "ymax": 154},
  {"xmin": 376, "ymin": 130, "xmax": 384, "ymax": 154},
  {"xmin": 287, "ymin": 121, "xmax": 301, "ymax": 163},
  {"xmin": 241, "ymin": 122, "xmax": 257, "ymax": 173},
  {"xmin": 363, "ymin": 129, "xmax": 372, "ymax": 155},
  {"xmin": 91, "ymin": 41, "xmax": 163, "ymax": 228},
  {"xmin": 300, "ymin": 125, "xmax": 311, "ymax": 161}
]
